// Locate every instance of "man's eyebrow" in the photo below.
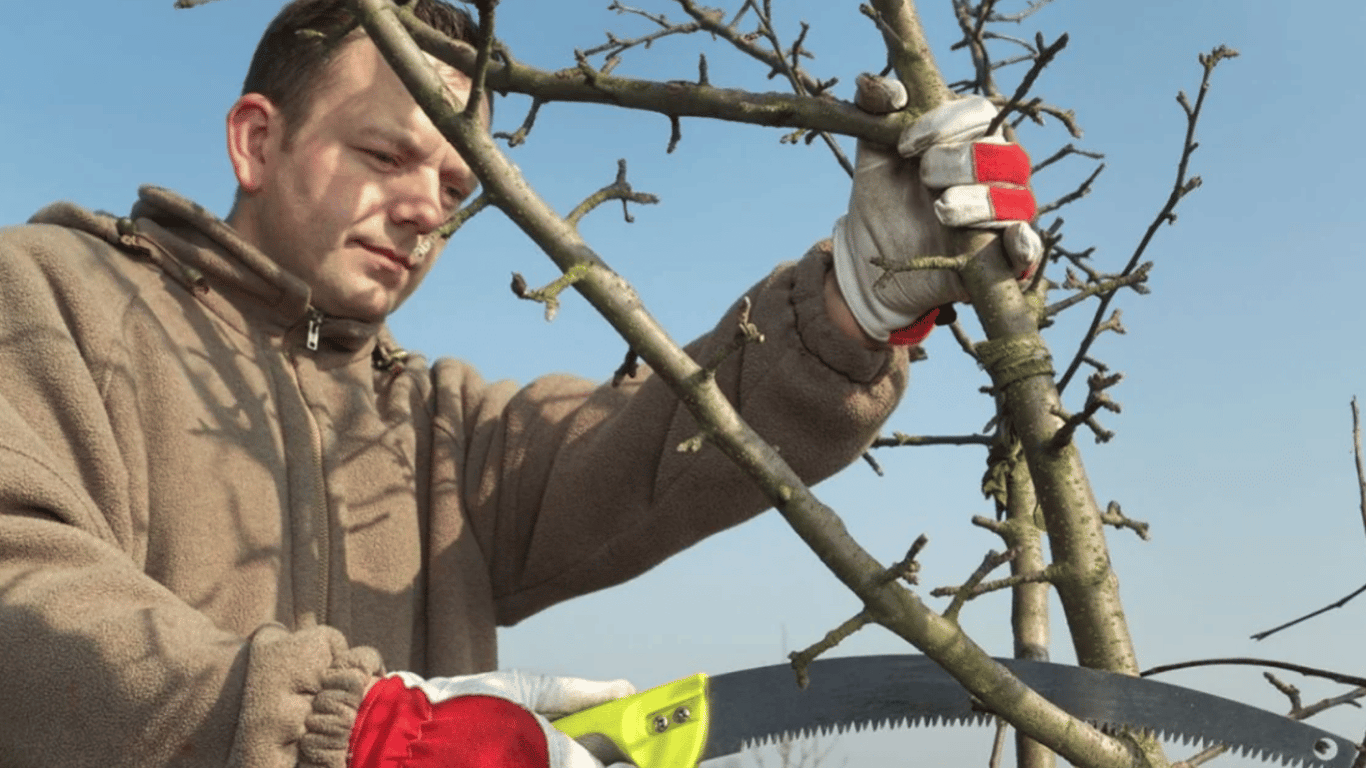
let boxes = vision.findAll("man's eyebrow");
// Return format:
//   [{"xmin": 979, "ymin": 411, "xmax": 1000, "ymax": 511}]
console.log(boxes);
[
  {"xmin": 354, "ymin": 122, "xmax": 477, "ymax": 192},
  {"xmin": 354, "ymin": 123, "xmax": 420, "ymax": 154}
]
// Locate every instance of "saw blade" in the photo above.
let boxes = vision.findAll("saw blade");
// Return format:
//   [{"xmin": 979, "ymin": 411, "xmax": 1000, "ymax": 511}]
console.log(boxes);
[{"xmin": 701, "ymin": 655, "xmax": 1354, "ymax": 767}]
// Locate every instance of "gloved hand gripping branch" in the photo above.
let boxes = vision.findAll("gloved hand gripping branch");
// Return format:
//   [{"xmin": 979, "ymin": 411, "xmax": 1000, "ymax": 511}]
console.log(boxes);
[{"xmin": 834, "ymin": 85, "xmax": 1043, "ymax": 346}]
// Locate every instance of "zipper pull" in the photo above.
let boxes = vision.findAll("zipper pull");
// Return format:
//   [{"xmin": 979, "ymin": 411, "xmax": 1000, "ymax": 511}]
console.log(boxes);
[{"xmin": 305, "ymin": 309, "xmax": 323, "ymax": 352}]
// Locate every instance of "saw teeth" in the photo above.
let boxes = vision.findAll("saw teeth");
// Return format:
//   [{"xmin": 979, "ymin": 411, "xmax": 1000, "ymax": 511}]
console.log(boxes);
[{"xmin": 735, "ymin": 711, "xmax": 1322, "ymax": 768}]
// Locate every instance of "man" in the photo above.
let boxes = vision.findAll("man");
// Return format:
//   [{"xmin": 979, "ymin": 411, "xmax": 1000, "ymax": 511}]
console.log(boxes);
[{"xmin": 0, "ymin": 0, "xmax": 1039, "ymax": 766}]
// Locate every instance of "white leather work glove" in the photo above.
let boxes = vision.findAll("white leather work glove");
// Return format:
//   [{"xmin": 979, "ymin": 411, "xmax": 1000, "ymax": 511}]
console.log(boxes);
[
  {"xmin": 348, "ymin": 669, "xmax": 636, "ymax": 768},
  {"xmin": 833, "ymin": 78, "xmax": 1043, "ymax": 345}
]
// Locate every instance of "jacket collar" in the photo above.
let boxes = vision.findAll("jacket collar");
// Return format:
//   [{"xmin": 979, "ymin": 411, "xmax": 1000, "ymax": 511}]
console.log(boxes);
[{"xmin": 128, "ymin": 186, "xmax": 383, "ymax": 356}]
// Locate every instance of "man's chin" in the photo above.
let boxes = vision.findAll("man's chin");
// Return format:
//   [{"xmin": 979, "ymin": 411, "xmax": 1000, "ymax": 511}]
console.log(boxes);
[{"xmin": 315, "ymin": 290, "xmax": 395, "ymax": 324}]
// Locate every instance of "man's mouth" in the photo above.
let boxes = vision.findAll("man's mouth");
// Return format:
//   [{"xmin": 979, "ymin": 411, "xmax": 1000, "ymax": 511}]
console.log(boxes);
[{"xmin": 358, "ymin": 242, "xmax": 413, "ymax": 271}]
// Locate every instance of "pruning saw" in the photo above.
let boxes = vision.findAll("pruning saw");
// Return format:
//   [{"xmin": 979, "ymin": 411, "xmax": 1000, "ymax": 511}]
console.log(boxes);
[{"xmin": 553, "ymin": 654, "xmax": 1355, "ymax": 767}]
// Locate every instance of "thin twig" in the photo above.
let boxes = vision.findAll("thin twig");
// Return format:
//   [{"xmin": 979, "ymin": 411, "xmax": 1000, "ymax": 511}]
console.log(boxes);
[
  {"xmin": 611, "ymin": 348, "xmax": 640, "ymax": 387},
  {"xmin": 1142, "ymin": 657, "xmax": 1366, "ymax": 688},
  {"xmin": 1250, "ymin": 583, "xmax": 1366, "ymax": 641},
  {"xmin": 932, "ymin": 569, "xmax": 1050, "ymax": 600},
  {"xmin": 1036, "ymin": 160, "xmax": 1104, "ymax": 217},
  {"xmin": 584, "ymin": 2, "xmax": 704, "ymax": 59},
  {"xmin": 1057, "ymin": 46, "xmax": 1238, "ymax": 394},
  {"xmin": 670, "ymin": 0, "xmax": 853, "ymax": 176},
  {"xmin": 1033, "ymin": 143, "xmax": 1105, "ymax": 175},
  {"xmin": 876, "ymin": 534, "xmax": 930, "ymax": 586},
  {"xmin": 943, "ymin": 548, "xmax": 1019, "ymax": 621},
  {"xmin": 1354, "ymin": 397, "xmax": 1366, "ymax": 543},
  {"xmin": 1045, "ymin": 263, "xmax": 1152, "ymax": 316},
  {"xmin": 949, "ymin": 0, "xmax": 999, "ymax": 96},
  {"xmin": 510, "ymin": 263, "xmax": 591, "ymax": 322},
  {"xmin": 860, "ymin": 450, "xmax": 885, "ymax": 476},
  {"xmin": 985, "ymin": 32, "xmax": 1069, "ymax": 136},
  {"xmin": 565, "ymin": 159, "xmax": 659, "ymax": 226},
  {"xmin": 1251, "ymin": 397, "xmax": 1366, "ymax": 640},
  {"xmin": 493, "ymin": 98, "xmax": 544, "ymax": 146},
  {"xmin": 948, "ymin": 319, "xmax": 979, "ymax": 359},
  {"xmin": 989, "ymin": 719, "xmax": 1010, "ymax": 768},
  {"xmin": 789, "ymin": 611, "xmax": 873, "ymax": 689},
  {"xmin": 435, "ymin": 192, "xmax": 491, "ymax": 238},
  {"xmin": 1099, "ymin": 500, "xmax": 1150, "ymax": 541},
  {"xmin": 1050, "ymin": 372, "xmax": 1122, "ymax": 449},
  {"xmin": 870, "ymin": 432, "xmax": 993, "ymax": 448},
  {"xmin": 697, "ymin": 296, "xmax": 765, "ymax": 373}
]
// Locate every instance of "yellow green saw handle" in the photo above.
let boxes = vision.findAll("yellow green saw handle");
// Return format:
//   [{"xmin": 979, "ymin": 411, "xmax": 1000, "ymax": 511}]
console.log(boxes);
[{"xmin": 553, "ymin": 673, "xmax": 710, "ymax": 768}]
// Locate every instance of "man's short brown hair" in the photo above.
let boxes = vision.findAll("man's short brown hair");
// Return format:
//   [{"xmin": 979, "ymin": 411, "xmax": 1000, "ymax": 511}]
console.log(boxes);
[{"xmin": 241, "ymin": 0, "xmax": 480, "ymax": 144}]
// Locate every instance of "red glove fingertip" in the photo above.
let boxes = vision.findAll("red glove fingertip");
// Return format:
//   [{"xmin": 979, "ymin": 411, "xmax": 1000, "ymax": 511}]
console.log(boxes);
[
  {"xmin": 972, "ymin": 142, "xmax": 1031, "ymax": 187},
  {"xmin": 987, "ymin": 187, "xmax": 1037, "ymax": 222}
]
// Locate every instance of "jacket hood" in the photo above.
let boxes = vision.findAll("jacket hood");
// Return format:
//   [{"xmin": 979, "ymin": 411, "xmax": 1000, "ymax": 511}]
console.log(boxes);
[{"xmin": 29, "ymin": 185, "xmax": 385, "ymax": 356}]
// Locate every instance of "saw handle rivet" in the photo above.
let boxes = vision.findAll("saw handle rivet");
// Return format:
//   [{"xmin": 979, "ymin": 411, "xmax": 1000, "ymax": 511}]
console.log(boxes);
[
  {"xmin": 673, "ymin": 707, "xmax": 691, "ymax": 724},
  {"xmin": 653, "ymin": 715, "xmax": 670, "ymax": 733}
]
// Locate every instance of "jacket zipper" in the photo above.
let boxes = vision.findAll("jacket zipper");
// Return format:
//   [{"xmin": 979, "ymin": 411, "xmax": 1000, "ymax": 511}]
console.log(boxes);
[
  {"xmin": 305, "ymin": 308, "xmax": 323, "ymax": 352},
  {"xmin": 296, "ymin": 307, "xmax": 330, "ymax": 625},
  {"xmin": 306, "ymin": 403, "xmax": 330, "ymax": 626}
]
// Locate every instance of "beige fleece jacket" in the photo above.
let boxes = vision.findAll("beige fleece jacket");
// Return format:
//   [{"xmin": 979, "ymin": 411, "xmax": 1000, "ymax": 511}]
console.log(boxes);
[{"xmin": 0, "ymin": 185, "xmax": 908, "ymax": 767}]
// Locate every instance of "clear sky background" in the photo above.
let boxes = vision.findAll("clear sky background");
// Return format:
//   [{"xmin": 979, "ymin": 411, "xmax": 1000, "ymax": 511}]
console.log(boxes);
[{"xmin": 3, "ymin": 1, "xmax": 1364, "ymax": 766}]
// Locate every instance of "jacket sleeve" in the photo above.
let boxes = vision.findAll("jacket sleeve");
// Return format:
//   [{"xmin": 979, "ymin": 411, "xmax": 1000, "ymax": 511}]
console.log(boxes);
[
  {"xmin": 441, "ymin": 242, "xmax": 911, "ymax": 625},
  {"xmin": 0, "ymin": 222, "xmax": 378, "ymax": 768}
]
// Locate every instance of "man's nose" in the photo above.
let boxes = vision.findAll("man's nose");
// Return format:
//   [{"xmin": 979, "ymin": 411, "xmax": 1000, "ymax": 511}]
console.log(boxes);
[{"xmin": 390, "ymin": 169, "xmax": 445, "ymax": 234}]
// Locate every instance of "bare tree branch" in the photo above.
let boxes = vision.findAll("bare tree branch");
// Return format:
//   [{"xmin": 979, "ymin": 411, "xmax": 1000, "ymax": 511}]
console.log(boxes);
[
  {"xmin": 338, "ymin": 2, "xmax": 1251, "ymax": 765},
  {"xmin": 788, "ymin": 610, "xmax": 873, "ymax": 689},
  {"xmin": 565, "ymin": 159, "xmax": 659, "ymax": 226},
  {"xmin": 1056, "ymin": 46, "xmax": 1238, "ymax": 394},
  {"xmin": 985, "ymin": 31, "xmax": 1068, "ymax": 136},
  {"xmin": 1044, "ymin": 262, "xmax": 1152, "ymax": 316},
  {"xmin": 395, "ymin": 5, "xmax": 908, "ymax": 144},
  {"xmin": 1033, "ymin": 143, "xmax": 1104, "ymax": 174},
  {"xmin": 1250, "ymin": 583, "xmax": 1366, "ymax": 642},
  {"xmin": 1142, "ymin": 657, "xmax": 1366, "ymax": 689},
  {"xmin": 1355, "ymin": 397, "xmax": 1366, "ymax": 543},
  {"xmin": 871, "ymin": 432, "xmax": 992, "ymax": 448},
  {"xmin": 1250, "ymin": 397, "xmax": 1366, "ymax": 641},
  {"xmin": 941, "ymin": 547, "xmax": 1019, "ymax": 621},
  {"xmin": 355, "ymin": 5, "xmax": 1147, "ymax": 765}
]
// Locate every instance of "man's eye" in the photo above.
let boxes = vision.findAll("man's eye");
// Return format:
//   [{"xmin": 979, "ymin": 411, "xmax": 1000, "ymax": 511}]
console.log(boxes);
[{"xmin": 365, "ymin": 149, "xmax": 399, "ymax": 166}]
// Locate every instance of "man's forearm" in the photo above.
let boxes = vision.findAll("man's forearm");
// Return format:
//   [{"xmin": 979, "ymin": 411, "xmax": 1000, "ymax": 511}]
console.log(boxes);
[{"xmin": 823, "ymin": 269, "xmax": 887, "ymax": 351}]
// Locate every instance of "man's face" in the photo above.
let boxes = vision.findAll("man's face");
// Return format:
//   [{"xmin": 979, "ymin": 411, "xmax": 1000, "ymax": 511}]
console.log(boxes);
[{"xmin": 228, "ymin": 36, "xmax": 480, "ymax": 322}]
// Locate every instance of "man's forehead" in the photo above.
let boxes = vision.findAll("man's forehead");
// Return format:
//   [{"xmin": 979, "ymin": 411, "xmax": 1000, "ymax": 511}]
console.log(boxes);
[
  {"xmin": 299, "ymin": 35, "xmax": 488, "ymax": 143},
  {"xmin": 327, "ymin": 35, "xmax": 472, "ymax": 109}
]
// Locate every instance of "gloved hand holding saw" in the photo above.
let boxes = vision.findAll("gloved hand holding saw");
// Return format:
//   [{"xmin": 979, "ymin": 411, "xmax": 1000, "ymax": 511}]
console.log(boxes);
[
  {"xmin": 347, "ymin": 669, "xmax": 636, "ymax": 768},
  {"xmin": 833, "ymin": 76, "xmax": 1043, "ymax": 346}
]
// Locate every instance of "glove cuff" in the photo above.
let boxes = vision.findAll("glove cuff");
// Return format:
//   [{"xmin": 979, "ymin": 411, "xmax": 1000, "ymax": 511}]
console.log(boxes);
[
  {"xmin": 887, "ymin": 307, "xmax": 940, "ymax": 346},
  {"xmin": 832, "ymin": 216, "xmax": 924, "ymax": 343}
]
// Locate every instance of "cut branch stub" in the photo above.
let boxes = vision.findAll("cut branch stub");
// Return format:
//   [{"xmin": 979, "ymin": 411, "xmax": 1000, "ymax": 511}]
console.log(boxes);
[
  {"xmin": 510, "ymin": 263, "xmax": 591, "ymax": 322},
  {"xmin": 566, "ymin": 159, "xmax": 659, "ymax": 226}
]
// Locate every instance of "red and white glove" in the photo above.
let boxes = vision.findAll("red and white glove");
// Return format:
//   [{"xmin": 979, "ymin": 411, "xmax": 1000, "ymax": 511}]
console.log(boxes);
[
  {"xmin": 348, "ymin": 670, "xmax": 635, "ymax": 768},
  {"xmin": 833, "ymin": 85, "xmax": 1043, "ymax": 345}
]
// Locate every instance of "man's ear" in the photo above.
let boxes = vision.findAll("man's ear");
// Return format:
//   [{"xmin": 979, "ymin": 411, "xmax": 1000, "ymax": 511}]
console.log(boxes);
[{"xmin": 226, "ymin": 93, "xmax": 280, "ymax": 194}]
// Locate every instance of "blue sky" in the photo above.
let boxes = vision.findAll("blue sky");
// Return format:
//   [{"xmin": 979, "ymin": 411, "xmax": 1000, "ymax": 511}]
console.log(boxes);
[{"xmin": 4, "ymin": 1, "xmax": 1365, "ymax": 765}]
